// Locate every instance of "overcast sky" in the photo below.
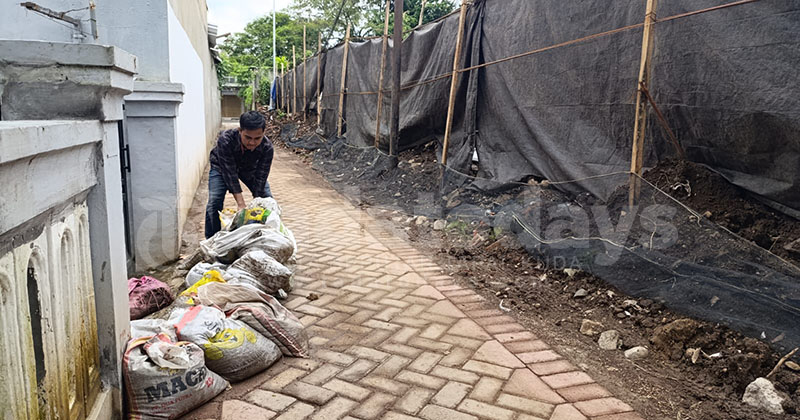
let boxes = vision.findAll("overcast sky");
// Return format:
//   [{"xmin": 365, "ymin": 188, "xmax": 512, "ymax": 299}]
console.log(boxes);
[{"xmin": 208, "ymin": 0, "xmax": 294, "ymax": 36}]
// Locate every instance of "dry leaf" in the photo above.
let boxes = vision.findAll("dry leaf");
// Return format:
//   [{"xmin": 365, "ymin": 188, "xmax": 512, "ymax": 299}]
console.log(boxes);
[
  {"xmin": 690, "ymin": 348, "xmax": 701, "ymax": 364},
  {"xmin": 786, "ymin": 361, "xmax": 800, "ymax": 371},
  {"xmin": 771, "ymin": 332, "xmax": 786, "ymax": 344}
]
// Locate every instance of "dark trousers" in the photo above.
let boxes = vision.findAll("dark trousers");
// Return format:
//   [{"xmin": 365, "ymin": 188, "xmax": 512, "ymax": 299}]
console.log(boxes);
[{"xmin": 204, "ymin": 167, "xmax": 272, "ymax": 239}]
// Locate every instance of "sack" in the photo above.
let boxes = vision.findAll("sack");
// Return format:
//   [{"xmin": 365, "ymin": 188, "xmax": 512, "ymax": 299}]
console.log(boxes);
[
  {"xmin": 128, "ymin": 276, "xmax": 174, "ymax": 320},
  {"xmin": 219, "ymin": 208, "xmax": 237, "ymax": 231},
  {"xmin": 180, "ymin": 270, "xmax": 226, "ymax": 305},
  {"xmin": 225, "ymin": 250, "xmax": 293, "ymax": 295},
  {"xmin": 230, "ymin": 207, "xmax": 273, "ymax": 231},
  {"xmin": 200, "ymin": 224, "xmax": 294, "ymax": 264},
  {"xmin": 130, "ymin": 319, "xmax": 176, "ymax": 341},
  {"xmin": 248, "ymin": 197, "xmax": 281, "ymax": 216},
  {"xmin": 185, "ymin": 262, "xmax": 229, "ymax": 287},
  {"xmin": 194, "ymin": 282, "xmax": 309, "ymax": 358},
  {"xmin": 173, "ymin": 306, "xmax": 281, "ymax": 382},
  {"xmin": 124, "ymin": 334, "xmax": 228, "ymax": 419}
]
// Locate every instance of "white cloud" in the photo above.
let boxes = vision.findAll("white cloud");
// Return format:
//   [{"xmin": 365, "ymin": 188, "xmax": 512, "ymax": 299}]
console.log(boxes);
[{"xmin": 208, "ymin": 0, "xmax": 294, "ymax": 36}]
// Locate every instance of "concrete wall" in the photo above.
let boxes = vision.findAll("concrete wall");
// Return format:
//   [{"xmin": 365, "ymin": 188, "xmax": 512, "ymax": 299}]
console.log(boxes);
[{"xmin": 0, "ymin": 0, "xmax": 90, "ymax": 43}]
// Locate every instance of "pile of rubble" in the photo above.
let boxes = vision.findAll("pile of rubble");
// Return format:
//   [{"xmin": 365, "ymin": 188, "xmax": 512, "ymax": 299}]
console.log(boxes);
[{"xmin": 124, "ymin": 198, "xmax": 308, "ymax": 419}]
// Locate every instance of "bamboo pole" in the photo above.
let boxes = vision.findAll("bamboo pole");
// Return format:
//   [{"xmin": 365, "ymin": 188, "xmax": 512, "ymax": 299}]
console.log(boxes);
[
  {"xmin": 629, "ymin": 0, "xmax": 659, "ymax": 207},
  {"xmin": 337, "ymin": 23, "xmax": 351, "ymax": 137},
  {"xmin": 419, "ymin": 0, "xmax": 427, "ymax": 26},
  {"xmin": 374, "ymin": 0, "xmax": 391, "ymax": 148},
  {"xmin": 303, "ymin": 25, "xmax": 307, "ymax": 121},
  {"xmin": 441, "ymin": 0, "xmax": 469, "ymax": 167},
  {"xmin": 317, "ymin": 32, "xmax": 323, "ymax": 126},
  {"xmin": 292, "ymin": 46, "xmax": 297, "ymax": 116},
  {"xmin": 281, "ymin": 64, "xmax": 286, "ymax": 112},
  {"xmin": 388, "ymin": 0, "xmax": 404, "ymax": 156}
]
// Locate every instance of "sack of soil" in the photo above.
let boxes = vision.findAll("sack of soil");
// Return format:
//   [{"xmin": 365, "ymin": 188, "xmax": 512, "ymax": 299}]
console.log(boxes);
[
  {"xmin": 194, "ymin": 282, "xmax": 309, "ymax": 357},
  {"xmin": 185, "ymin": 262, "xmax": 229, "ymax": 287},
  {"xmin": 180, "ymin": 270, "xmax": 226, "ymax": 305},
  {"xmin": 130, "ymin": 319, "xmax": 177, "ymax": 341},
  {"xmin": 224, "ymin": 250, "xmax": 293, "ymax": 295},
  {"xmin": 128, "ymin": 276, "xmax": 174, "ymax": 320},
  {"xmin": 249, "ymin": 197, "xmax": 282, "ymax": 216},
  {"xmin": 200, "ymin": 224, "xmax": 294, "ymax": 264},
  {"xmin": 172, "ymin": 306, "xmax": 281, "ymax": 382},
  {"xmin": 123, "ymin": 334, "xmax": 228, "ymax": 419},
  {"xmin": 228, "ymin": 203, "xmax": 297, "ymax": 257}
]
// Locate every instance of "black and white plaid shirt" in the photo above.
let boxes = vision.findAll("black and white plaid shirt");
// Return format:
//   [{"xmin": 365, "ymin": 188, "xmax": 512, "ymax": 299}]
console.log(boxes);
[{"xmin": 209, "ymin": 129, "xmax": 274, "ymax": 195}]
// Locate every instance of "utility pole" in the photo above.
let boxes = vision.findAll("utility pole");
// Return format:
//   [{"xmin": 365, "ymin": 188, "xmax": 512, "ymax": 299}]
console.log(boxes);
[
  {"xmin": 272, "ymin": 0, "xmax": 277, "ymax": 109},
  {"xmin": 389, "ymin": 0, "xmax": 404, "ymax": 158}
]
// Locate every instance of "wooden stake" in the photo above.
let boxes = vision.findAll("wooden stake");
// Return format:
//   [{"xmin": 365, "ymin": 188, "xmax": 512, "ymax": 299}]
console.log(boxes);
[
  {"xmin": 303, "ymin": 25, "xmax": 307, "ymax": 121},
  {"xmin": 389, "ymin": 0, "xmax": 404, "ymax": 156},
  {"xmin": 292, "ymin": 46, "xmax": 297, "ymax": 116},
  {"xmin": 629, "ymin": 0, "xmax": 658, "ymax": 207},
  {"xmin": 419, "ymin": 0, "xmax": 427, "ymax": 26},
  {"xmin": 281, "ymin": 64, "xmax": 286, "ymax": 112},
  {"xmin": 441, "ymin": 0, "xmax": 469, "ymax": 167},
  {"xmin": 337, "ymin": 23, "xmax": 351, "ymax": 137},
  {"xmin": 317, "ymin": 32, "xmax": 323, "ymax": 126},
  {"xmin": 374, "ymin": 0, "xmax": 391, "ymax": 148},
  {"xmin": 767, "ymin": 347, "xmax": 799, "ymax": 380}
]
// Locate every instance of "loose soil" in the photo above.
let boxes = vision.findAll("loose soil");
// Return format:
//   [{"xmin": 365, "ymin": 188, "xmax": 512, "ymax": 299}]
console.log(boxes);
[{"xmin": 270, "ymin": 112, "xmax": 800, "ymax": 420}]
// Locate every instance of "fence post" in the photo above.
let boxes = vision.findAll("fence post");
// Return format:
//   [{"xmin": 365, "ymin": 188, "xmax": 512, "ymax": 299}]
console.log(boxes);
[
  {"xmin": 419, "ymin": 0, "xmax": 427, "ymax": 26},
  {"xmin": 441, "ymin": 0, "xmax": 469, "ymax": 167},
  {"xmin": 337, "ymin": 23, "xmax": 351, "ymax": 137},
  {"xmin": 389, "ymin": 0, "xmax": 404, "ymax": 156},
  {"xmin": 317, "ymin": 32, "xmax": 323, "ymax": 126},
  {"xmin": 292, "ymin": 46, "xmax": 297, "ymax": 116},
  {"xmin": 374, "ymin": 0, "xmax": 391, "ymax": 148},
  {"xmin": 629, "ymin": 0, "xmax": 659, "ymax": 207},
  {"xmin": 281, "ymin": 64, "xmax": 286, "ymax": 112},
  {"xmin": 303, "ymin": 24, "xmax": 307, "ymax": 121}
]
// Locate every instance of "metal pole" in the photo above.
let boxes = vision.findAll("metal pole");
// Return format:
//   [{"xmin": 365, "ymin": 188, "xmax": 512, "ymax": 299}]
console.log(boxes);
[
  {"xmin": 272, "ymin": 0, "xmax": 277, "ymax": 109},
  {"xmin": 389, "ymin": 0, "xmax": 404, "ymax": 157},
  {"xmin": 303, "ymin": 24, "xmax": 307, "ymax": 121}
]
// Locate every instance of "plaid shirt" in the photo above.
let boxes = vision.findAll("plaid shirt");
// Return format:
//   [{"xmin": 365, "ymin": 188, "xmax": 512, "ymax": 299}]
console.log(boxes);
[{"xmin": 209, "ymin": 129, "xmax": 274, "ymax": 195}]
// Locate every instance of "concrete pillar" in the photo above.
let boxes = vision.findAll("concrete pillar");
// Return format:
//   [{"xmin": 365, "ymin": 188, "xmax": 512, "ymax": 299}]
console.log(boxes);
[{"xmin": 124, "ymin": 82, "xmax": 185, "ymax": 270}]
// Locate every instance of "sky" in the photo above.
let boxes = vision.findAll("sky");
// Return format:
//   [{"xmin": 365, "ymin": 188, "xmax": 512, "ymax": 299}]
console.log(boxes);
[{"xmin": 207, "ymin": 0, "xmax": 294, "ymax": 36}]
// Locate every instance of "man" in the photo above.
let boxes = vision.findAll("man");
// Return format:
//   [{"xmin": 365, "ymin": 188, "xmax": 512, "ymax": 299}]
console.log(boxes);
[{"xmin": 205, "ymin": 111, "xmax": 274, "ymax": 239}]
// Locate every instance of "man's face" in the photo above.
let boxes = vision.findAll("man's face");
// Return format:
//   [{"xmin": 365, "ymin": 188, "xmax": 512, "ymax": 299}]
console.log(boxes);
[{"xmin": 239, "ymin": 127, "xmax": 265, "ymax": 151}]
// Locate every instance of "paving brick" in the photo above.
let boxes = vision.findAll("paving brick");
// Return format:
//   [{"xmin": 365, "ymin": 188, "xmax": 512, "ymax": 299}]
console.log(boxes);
[
  {"xmin": 550, "ymin": 404, "xmax": 588, "ymax": 420},
  {"xmin": 360, "ymin": 375, "xmax": 411, "ymax": 396},
  {"xmin": 541, "ymin": 371, "xmax": 595, "ymax": 390},
  {"xmin": 503, "ymin": 369, "xmax": 565, "ymax": 404},
  {"xmin": 592, "ymin": 413, "xmax": 645, "ymax": 420},
  {"xmin": 262, "ymin": 368, "xmax": 308, "ymax": 392},
  {"xmin": 395, "ymin": 370, "xmax": 448, "ymax": 389},
  {"xmin": 390, "ymin": 327, "xmax": 420, "ymax": 343},
  {"xmin": 410, "ymin": 285, "xmax": 446, "ymax": 300},
  {"xmin": 573, "ymin": 398, "xmax": 634, "ymax": 417},
  {"xmin": 303, "ymin": 364, "xmax": 343, "ymax": 385},
  {"xmin": 429, "ymin": 366, "xmax": 480, "ymax": 385},
  {"xmin": 484, "ymin": 323, "xmax": 526, "ymax": 334},
  {"xmin": 245, "ymin": 390, "xmax": 297, "ymax": 411},
  {"xmin": 504, "ymin": 340, "xmax": 549, "ymax": 353},
  {"xmin": 473, "ymin": 315, "xmax": 516, "ymax": 326},
  {"xmin": 466, "ymin": 309, "xmax": 504, "ymax": 318},
  {"xmin": 471, "ymin": 340, "xmax": 526, "ymax": 368},
  {"xmin": 372, "ymin": 355, "xmax": 412, "ymax": 377},
  {"xmin": 431, "ymin": 382, "xmax": 472, "ymax": 408},
  {"xmin": 419, "ymin": 312, "xmax": 462, "ymax": 326},
  {"xmin": 457, "ymin": 399, "xmax": 515, "ymax": 420},
  {"xmin": 469, "ymin": 376, "xmax": 504, "ymax": 402},
  {"xmin": 393, "ymin": 317, "xmax": 431, "ymax": 327},
  {"xmin": 419, "ymin": 405, "xmax": 478, "ymax": 420},
  {"xmin": 351, "ymin": 393, "xmax": 396, "ymax": 419},
  {"xmin": 557, "ymin": 384, "xmax": 613, "ymax": 402},
  {"xmin": 383, "ymin": 412, "xmax": 419, "ymax": 420},
  {"xmin": 517, "ymin": 350, "xmax": 562, "ymax": 364},
  {"xmin": 346, "ymin": 346, "xmax": 390, "ymax": 362},
  {"xmin": 323, "ymin": 378, "xmax": 372, "ymax": 401},
  {"xmin": 311, "ymin": 397, "xmax": 357, "ymax": 420},
  {"xmin": 394, "ymin": 387, "xmax": 434, "ymax": 414},
  {"xmin": 409, "ymin": 352, "xmax": 443, "ymax": 373},
  {"xmin": 496, "ymin": 393, "xmax": 554, "ymax": 418},
  {"xmin": 362, "ymin": 319, "xmax": 401, "ymax": 331},
  {"xmin": 379, "ymin": 342, "xmax": 423, "ymax": 358},
  {"xmin": 447, "ymin": 318, "xmax": 493, "ymax": 339},
  {"xmin": 495, "ymin": 331, "xmax": 537, "ymax": 343},
  {"xmin": 419, "ymin": 323, "xmax": 449, "ymax": 340},
  {"xmin": 282, "ymin": 381, "xmax": 337, "ymax": 405},
  {"xmin": 337, "ymin": 359, "xmax": 377, "ymax": 381},
  {"xmin": 408, "ymin": 337, "xmax": 453, "ymax": 353},
  {"xmin": 426, "ymin": 300, "xmax": 467, "ymax": 318},
  {"xmin": 221, "ymin": 400, "xmax": 276, "ymax": 420},
  {"xmin": 528, "ymin": 360, "xmax": 578, "ymax": 376},
  {"xmin": 439, "ymin": 347, "xmax": 474, "ymax": 367},
  {"xmin": 462, "ymin": 360, "xmax": 513, "ymax": 379},
  {"xmin": 282, "ymin": 358, "xmax": 322, "ymax": 372},
  {"xmin": 314, "ymin": 349, "xmax": 357, "ymax": 366}
]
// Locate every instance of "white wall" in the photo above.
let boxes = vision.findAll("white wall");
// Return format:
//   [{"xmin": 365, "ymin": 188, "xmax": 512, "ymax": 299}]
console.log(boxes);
[{"xmin": 168, "ymin": 2, "xmax": 209, "ymax": 233}]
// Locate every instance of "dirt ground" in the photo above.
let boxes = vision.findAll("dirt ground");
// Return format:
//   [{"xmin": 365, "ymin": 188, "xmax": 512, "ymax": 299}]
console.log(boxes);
[{"xmin": 271, "ymin": 113, "xmax": 800, "ymax": 420}]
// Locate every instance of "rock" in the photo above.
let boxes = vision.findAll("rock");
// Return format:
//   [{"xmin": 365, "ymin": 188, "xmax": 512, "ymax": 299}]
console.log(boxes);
[
  {"xmin": 624, "ymin": 346, "xmax": 650, "ymax": 360},
  {"xmin": 742, "ymin": 378, "xmax": 784, "ymax": 415},
  {"xmin": 415, "ymin": 216, "xmax": 428, "ymax": 225},
  {"xmin": 563, "ymin": 268, "xmax": 579, "ymax": 277},
  {"xmin": 650, "ymin": 318, "xmax": 702, "ymax": 358},
  {"xmin": 433, "ymin": 220, "xmax": 447, "ymax": 231},
  {"xmin": 573, "ymin": 288, "xmax": 589, "ymax": 299},
  {"xmin": 598, "ymin": 330, "xmax": 621, "ymax": 350},
  {"xmin": 580, "ymin": 319, "xmax": 604, "ymax": 336}
]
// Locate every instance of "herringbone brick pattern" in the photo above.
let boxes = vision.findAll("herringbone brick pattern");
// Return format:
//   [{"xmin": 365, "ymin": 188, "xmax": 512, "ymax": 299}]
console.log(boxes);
[{"xmin": 181, "ymin": 151, "xmax": 642, "ymax": 420}]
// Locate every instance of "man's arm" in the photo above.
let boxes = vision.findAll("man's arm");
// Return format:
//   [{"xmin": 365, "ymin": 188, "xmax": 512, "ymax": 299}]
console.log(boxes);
[{"xmin": 252, "ymin": 141, "xmax": 274, "ymax": 198}]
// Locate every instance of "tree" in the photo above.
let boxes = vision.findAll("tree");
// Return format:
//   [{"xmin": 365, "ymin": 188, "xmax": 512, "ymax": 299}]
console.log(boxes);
[{"xmin": 363, "ymin": 0, "xmax": 456, "ymax": 36}]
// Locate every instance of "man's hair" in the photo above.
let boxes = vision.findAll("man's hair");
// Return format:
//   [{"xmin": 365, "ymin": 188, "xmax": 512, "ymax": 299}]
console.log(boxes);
[{"xmin": 239, "ymin": 111, "xmax": 266, "ymax": 131}]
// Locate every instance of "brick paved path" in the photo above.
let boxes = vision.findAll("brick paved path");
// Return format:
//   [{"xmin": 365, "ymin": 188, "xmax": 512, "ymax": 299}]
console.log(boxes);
[{"xmin": 182, "ymin": 152, "xmax": 642, "ymax": 420}]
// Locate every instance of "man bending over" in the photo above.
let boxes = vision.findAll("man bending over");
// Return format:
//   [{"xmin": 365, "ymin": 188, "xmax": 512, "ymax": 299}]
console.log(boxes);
[{"xmin": 204, "ymin": 111, "xmax": 274, "ymax": 238}]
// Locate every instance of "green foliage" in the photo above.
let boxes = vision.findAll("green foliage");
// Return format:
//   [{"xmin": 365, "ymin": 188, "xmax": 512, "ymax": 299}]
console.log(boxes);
[{"xmin": 363, "ymin": 0, "xmax": 457, "ymax": 36}]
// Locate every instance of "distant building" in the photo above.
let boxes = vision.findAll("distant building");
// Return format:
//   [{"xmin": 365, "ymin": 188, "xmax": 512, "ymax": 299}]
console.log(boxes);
[{"xmin": 221, "ymin": 76, "xmax": 248, "ymax": 118}]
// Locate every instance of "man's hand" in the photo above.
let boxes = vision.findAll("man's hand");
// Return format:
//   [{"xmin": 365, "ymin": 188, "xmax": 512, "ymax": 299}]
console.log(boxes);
[{"xmin": 234, "ymin": 193, "xmax": 247, "ymax": 210}]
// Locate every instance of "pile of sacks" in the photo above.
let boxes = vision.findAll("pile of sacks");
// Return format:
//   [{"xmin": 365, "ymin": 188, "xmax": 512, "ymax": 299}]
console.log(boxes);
[{"xmin": 124, "ymin": 198, "xmax": 309, "ymax": 419}]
